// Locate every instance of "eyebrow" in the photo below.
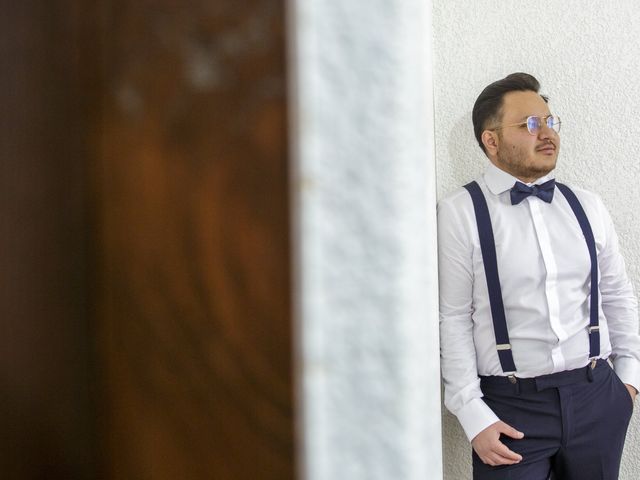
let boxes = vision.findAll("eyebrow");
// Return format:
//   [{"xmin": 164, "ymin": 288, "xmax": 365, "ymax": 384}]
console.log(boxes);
[{"xmin": 515, "ymin": 113, "xmax": 552, "ymax": 122}]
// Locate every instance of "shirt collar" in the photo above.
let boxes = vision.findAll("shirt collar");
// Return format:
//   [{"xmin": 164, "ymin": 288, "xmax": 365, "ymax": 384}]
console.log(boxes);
[{"xmin": 483, "ymin": 161, "xmax": 556, "ymax": 196}]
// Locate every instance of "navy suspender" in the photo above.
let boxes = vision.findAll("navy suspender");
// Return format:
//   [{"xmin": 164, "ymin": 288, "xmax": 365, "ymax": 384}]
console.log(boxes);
[
  {"xmin": 463, "ymin": 181, "xmax": 599, "ymax": 374},
  {"xmin": 463, "ymin": 181, "xmax": 517, "ymax": 373},
  {"xmin": 556, "ymin": 182, "xmax": 600, "ymax": 359}
]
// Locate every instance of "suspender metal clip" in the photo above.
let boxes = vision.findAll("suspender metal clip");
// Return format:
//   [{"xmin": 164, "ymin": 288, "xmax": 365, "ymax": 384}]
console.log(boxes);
[
  {"xmin": 506, "ymin": 374, "xmax": 520, "ymax": 394},
  {"xmin": 589, "ymin": 358, "xmax": 597, "ymax": 369}
]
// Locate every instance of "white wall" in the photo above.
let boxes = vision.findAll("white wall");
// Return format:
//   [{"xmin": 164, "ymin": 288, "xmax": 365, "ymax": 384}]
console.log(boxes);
[
  {"xmin": 433, "ymin": 2, "xmax": 640, "ymax": 479},
  {"xmin": 289, "ymin": 1, "xmax": 441, "ymax": 479}
]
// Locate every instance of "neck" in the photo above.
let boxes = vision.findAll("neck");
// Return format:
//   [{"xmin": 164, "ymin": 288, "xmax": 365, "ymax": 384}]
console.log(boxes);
[
  {"xmin": 488, "ymin": 159, "xmax": 551, "ymax": 185},
  {"xmin": 515, "ymin": 174, "xmax": 540, "ymax": 184}
]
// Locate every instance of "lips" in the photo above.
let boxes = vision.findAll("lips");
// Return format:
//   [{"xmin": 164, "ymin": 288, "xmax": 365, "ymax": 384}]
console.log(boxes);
[{"xmin": 536, "ymin": 142, "xmax": 556, "ymax": 154}]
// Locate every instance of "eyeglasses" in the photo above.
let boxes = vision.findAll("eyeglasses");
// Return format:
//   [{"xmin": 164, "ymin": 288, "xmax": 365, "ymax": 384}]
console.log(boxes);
[{"xmin": 492, "ymin": 115, "xmax": 561, "ymax": 135}]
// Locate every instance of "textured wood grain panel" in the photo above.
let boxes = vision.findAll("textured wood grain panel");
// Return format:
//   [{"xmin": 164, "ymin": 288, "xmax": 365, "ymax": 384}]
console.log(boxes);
[
  {"xmin": 0, "ymin": 2, "xmax": 97, "ymax": 478},
  {"xmin": 95, "ymin": 1, "xmax": 293, "ymax": 478}
]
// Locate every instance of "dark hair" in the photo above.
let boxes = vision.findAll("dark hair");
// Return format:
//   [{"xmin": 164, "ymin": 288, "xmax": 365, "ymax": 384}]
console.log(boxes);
[{"xmin": 472, "ymin": 72, "xmax": 548, "ymax": 153}]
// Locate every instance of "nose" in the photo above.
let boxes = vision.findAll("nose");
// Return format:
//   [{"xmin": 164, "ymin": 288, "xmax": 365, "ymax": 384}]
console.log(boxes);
[{"xmin": 537, "ymin": 122, "xmax": 556, "ymax": 139}]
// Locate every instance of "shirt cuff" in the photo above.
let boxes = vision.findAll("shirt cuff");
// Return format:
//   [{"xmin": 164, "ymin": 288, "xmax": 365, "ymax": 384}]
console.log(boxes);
[
  {"xmin": 455, "ymin": 397, "xmax": 500, "ymax": 442},
  {"xmin": 612, "ymin": 356, "xmax": 640, "ymax": 393}
]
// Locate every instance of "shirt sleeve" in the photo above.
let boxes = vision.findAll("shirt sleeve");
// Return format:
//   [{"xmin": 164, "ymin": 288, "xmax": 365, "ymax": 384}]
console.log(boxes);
[
  {"xmin": 438, "ymin": 195, "xmax": 499, "ymax": 441},
  {"xmin": 595, "ymin": 196, "xmax": 640, "ymax": 392}
]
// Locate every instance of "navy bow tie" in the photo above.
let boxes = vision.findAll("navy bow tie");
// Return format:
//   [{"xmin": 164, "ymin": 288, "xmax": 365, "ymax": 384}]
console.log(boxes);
[{"xmin": 510, "ymin": 179, "xmax": 556, "ymax": 205}]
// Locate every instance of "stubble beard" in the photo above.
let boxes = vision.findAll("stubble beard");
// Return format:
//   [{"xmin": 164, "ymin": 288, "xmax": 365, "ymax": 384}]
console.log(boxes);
[{"xmin": 496, "ymin": 147, "xmax": 557, "ymax": 182}]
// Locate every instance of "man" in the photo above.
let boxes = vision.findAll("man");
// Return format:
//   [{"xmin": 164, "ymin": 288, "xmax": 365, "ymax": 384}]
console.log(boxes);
[{"xmin": 438, "ymin": 72, "xmax": 640, "ymax": 479}]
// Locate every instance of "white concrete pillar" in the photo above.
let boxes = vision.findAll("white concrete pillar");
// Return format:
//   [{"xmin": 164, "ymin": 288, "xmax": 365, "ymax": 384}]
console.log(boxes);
[{"xmin": 288, "ymin": 1, "xmax": 441, "ymax": 479}]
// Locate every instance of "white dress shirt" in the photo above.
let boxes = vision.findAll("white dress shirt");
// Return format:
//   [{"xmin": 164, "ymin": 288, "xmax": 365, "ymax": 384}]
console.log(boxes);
[{"xmin": 438, "ymin": 162, "xmax": 640, "ymax": 441}]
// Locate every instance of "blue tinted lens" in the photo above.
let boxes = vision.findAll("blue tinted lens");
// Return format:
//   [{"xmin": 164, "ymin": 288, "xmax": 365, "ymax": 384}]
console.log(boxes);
[
  {"xmin": 550, "ymin": 115, "xmax": 561, "ymax": 132},
  {"xmin": 527, "ymin": 116, "xmax": 541, "ymax": 133}
]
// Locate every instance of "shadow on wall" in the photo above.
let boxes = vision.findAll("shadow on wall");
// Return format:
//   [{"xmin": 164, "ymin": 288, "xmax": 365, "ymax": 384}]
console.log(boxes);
[
  {"xmin": 440, "ymin": 113, "xmax": 483, "ymax": 479},
  {"xmin": 443, "ymin": 113, "xmax": 485, "ymax": 192}
]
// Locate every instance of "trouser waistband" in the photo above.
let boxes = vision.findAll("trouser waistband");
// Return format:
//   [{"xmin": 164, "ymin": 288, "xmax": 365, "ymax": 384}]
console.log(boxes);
[{"xmin": 479, "ymin": 359, "xmax": 608, "ymax": 394}]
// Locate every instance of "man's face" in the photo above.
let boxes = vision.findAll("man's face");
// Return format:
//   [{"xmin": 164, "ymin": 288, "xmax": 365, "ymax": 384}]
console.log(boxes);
[{"xmin": 488, "ymin": 90, "xmax": 560, "ymax": 182}]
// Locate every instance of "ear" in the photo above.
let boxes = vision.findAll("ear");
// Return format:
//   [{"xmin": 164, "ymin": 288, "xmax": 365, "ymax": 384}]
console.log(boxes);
[{"xmin": 481, "ymin": 130, "xmax": 499, "ymax": 156}]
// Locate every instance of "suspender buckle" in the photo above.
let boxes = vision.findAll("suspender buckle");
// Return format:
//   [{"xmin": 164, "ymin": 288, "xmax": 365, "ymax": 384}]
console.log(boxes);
[
  {"xmin": 589, "ymin": 326, "xmax": 600, "ymax": 333},
  {"xmin": 496, "ymin": 343, "xmax": 512, "ymax": 351}
]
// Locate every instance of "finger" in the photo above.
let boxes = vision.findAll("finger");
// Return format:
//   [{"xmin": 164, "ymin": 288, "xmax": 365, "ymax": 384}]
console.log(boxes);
[
  {"xmin": 498, "ymin": 422, "xmax": 524, "ymax": 439},
  {"xmin": 493, "ymin": 441, "xmax": 523, "ymax": 462},
  {"xmin": 625, "ymin": 385, "xmax": 637, "ymax": 400},
  {"xmin": 486, "ymin": 452, "xmax": 521, "ymax": 466}
]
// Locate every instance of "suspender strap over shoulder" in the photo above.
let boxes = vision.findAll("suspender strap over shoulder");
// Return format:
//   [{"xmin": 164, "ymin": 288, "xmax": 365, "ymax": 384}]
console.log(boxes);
[
  {"xmin": 556, "ymin": 182, "xmax": 600, "ymax": 359},
  {"xmin": 463, "ymin": 181, "xmax": 517, "ymax": 373},
  {"xmin": 463, "ymin": 180, "xmax": 601, "ymax": 374}
]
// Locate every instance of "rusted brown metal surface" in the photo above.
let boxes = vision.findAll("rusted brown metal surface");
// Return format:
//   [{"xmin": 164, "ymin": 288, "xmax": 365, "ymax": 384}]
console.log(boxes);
[{"xmin": 94, "ymin": 1, "xmax": 294, "ymax": 478}]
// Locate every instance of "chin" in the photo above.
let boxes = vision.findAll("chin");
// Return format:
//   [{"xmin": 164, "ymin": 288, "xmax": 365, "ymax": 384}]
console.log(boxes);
[{"xmin": 535, "ymin": 157, "xmax": 557, "ymax": 174}]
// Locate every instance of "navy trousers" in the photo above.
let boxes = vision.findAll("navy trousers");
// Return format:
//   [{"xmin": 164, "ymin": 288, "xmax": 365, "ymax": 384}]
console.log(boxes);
[{"xmin": 473, "ymin": 360, "xmax": 633, "ymax": 480}]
